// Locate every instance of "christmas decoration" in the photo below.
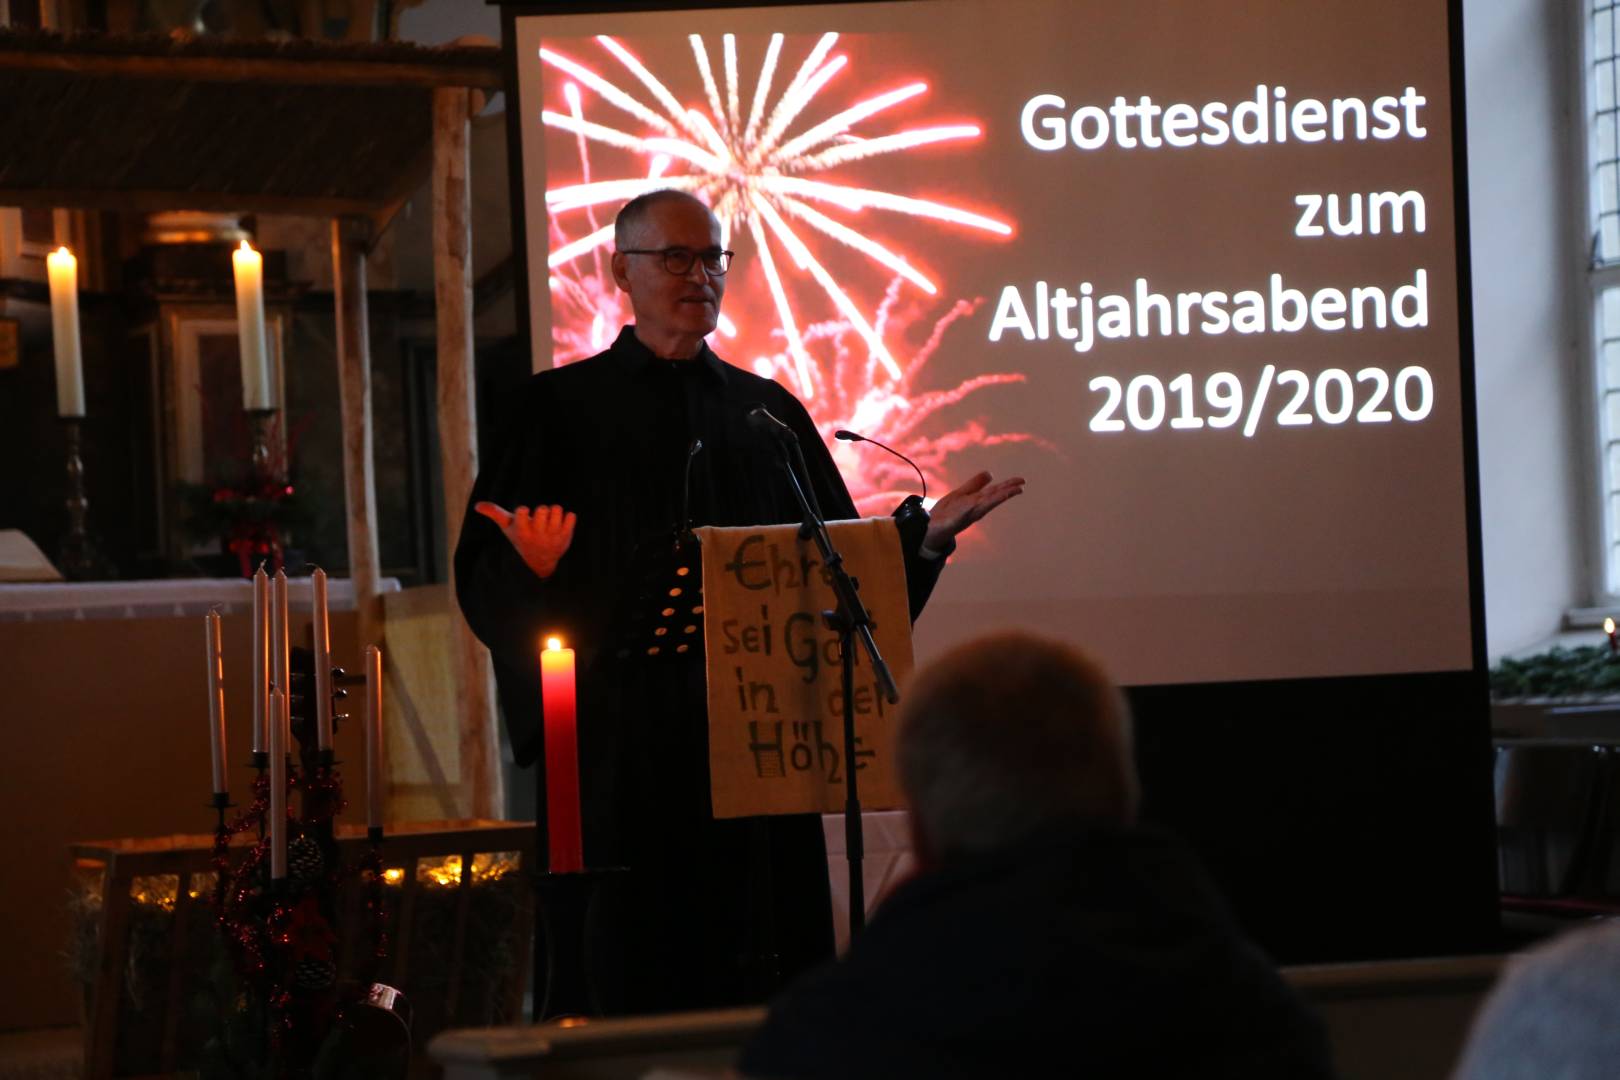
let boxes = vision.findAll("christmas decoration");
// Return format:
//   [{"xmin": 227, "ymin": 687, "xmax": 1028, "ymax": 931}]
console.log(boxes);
[
  {"xmin": 207, "ymin": 644, "xmax": 395, "ymax": 1076},
  {"xmin": 287, "ymin": 835, "xmax": 325, "ymax": 884},
  {"xmin": 177, "ymin": 406, "xmax": 314, "ymax": 577}
]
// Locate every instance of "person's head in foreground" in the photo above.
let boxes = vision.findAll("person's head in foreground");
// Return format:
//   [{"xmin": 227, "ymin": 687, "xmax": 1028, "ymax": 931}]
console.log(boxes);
[
  {"xmin": 1453, "ymin": 919, "xmax": 1620, "ymax": 1080},
  {"xmin": 897, "ymin": 630, "xmax": 1138, "ymax": 868},
  {"xmin": 739, "ymin": 631, "xmax": 1334, "ymax": 1080}
]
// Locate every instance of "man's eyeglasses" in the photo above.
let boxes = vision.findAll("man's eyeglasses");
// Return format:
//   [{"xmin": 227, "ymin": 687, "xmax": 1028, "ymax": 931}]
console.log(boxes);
[{"xmin": 620, "ymin": 247, "xmax": 735, "ymax": 276}]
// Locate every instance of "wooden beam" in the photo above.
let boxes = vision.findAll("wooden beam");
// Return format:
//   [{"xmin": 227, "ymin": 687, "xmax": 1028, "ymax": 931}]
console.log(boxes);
[
  {"xmin": 0, "ymin": 186, "xmax": 381, "ymax": 217},
  {"xmin": 331, "ymin": 215, "xmax": 382, "ymax": 654},
  {"xmin": 433, "ymin": 85, "xmax": 503, "ymax": 821},
  {"xmin": 0, "ymin": 48, "xmax": 504, "ymax": 89},
  {"xmin": 346, "ymin": 0, "xmax": 379, "ymax": 42}
]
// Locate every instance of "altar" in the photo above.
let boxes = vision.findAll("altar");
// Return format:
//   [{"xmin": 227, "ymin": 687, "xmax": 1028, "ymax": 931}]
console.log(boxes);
[{"xmin": 0, "ymin": 576, "xmax": 396, "ymax": 1032}]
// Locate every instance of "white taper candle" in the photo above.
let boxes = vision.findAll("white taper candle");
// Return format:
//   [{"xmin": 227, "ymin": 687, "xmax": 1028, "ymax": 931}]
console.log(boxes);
[
  {"xmin": 273, "ymin": 569, "xmax": 289, "ymax": 751},
  {"xmin": 233, "ymin": 241, "xmax": 273, "ymax": 411},
  {"xmin": 252, "ymin": 567, "xmax": 268, "ymax": 754},
  {"xmin": 365, "ymin": 644, "xmax": 383, "ymax": 832},
  {"xmin": 312, "ymin": 568, "xmax": 332, "ymax": 752},
  {"xmin": 270, "ymin": 685, "xmax": 287, "ymax": 879},
  {"xmin": 46, "ymin": 247, "xmax": 84, "ymax": 417},
  {"xmin": 205, "ymin": 610, "xmax": 227, "ymax": 795}
]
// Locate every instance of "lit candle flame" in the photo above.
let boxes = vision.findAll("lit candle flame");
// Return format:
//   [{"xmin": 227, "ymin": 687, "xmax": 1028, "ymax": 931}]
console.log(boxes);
[
  {"xmin": 547, "ymin": 636, "xmax": 564, "ymax": 652},
  {"xmin": 1606, "ymin": 617, "xmax": 1615, "ymax": 635}
]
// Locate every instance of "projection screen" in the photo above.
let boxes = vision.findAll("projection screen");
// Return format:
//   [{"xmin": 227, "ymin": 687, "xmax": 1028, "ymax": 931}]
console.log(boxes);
[{"xmin": 511, "ymin": 0, "xmax": 1476, "ymax": 689}]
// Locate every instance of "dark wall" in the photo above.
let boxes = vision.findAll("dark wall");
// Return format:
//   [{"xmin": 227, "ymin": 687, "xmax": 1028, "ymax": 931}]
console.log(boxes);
[
  {"xmin": 1132, "ymin": 668, "xmax": 1500, "ymax": 964},
  {"xmin": 284, "ymin": 291, "xmax": 430, "ymax": 581},
  {"xmin": 0, "ymin": 289, "xmax": 144, "ymax": 576}
]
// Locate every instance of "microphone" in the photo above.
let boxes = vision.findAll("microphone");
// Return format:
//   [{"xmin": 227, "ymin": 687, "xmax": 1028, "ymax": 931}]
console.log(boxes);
[
  {"xmin": 751, "ymin": 403, "xmax": 825, "ymax": 522},
  {"xmin": 748, "ymin": 404, "xmax": 799, "ymax": 444},
  {"xmin": 834, "ymin": 429, "xmax": 926, "ymax": 500},
  {"xmin": 678, "ymin": 438, "xmax": 703, "ymax": 539},
  {"xmin": 836, "ymin": 428, "xmax": 931, "ymax": 554}
]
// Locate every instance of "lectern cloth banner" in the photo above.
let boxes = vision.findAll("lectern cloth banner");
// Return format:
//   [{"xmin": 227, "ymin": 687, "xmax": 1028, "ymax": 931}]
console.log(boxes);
[{"xmin": 698, "ymin": 518, "xmax": 914, "ymax": 818}]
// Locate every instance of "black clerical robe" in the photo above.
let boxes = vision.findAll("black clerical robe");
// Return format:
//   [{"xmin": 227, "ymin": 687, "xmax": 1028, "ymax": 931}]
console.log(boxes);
[{"xmin": 454, "ymin": 326, "xmax": 944, "ymax": 1012}]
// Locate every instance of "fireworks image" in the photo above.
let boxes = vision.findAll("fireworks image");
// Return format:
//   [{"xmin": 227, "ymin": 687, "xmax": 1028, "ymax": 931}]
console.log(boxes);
[
  {"xmin": 538, "ymin": 30, "xmax": 1038, "ymax": 505},
  {"xmin": 753, "ymin": 279, "xmax": 1050, "ymax": 517}
]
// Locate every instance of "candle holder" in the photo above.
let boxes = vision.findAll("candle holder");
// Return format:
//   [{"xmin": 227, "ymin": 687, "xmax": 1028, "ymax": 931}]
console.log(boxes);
[
  {"xmin": 213, "ymin": 667, "xmax": 373, "ymax": 1077},
  {"xmin": 359, "ymin": 827, "xmax": 389, "ymax": 985},
  {"xmin": 245, "ymin": 407, "xmax": 279, "ymax": 485},
  {"xmin": 57, "ymin": 416, "xmax": 109, "ymax": 580},
  {"xmin": 534, "ymin": 867, "xmax": 627, "ymax": 1021},
  {"xmin": 249, "ymin": 752, "xmax": 267, "ymax": 840}
]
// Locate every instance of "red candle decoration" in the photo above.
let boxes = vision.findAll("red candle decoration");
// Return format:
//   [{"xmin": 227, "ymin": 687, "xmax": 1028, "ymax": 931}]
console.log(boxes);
[
  {"xmin": 540, "ymin": 636, "xmax": 584, "ymax": 873},
  {"xmin": 1606, "ymin": 617, "xmax": 1618, "ymax": 658}
]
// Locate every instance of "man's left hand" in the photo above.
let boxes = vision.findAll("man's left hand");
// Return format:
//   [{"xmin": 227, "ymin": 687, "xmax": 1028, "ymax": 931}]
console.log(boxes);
[{"xmin": 923, "ymin": 471, "xmax": 1026, "ymax": 553}]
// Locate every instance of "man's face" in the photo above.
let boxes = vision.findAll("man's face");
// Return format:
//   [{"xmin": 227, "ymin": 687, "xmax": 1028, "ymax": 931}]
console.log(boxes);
[{"xmin": 611, "ymin": 198, "xmax": 727, "ymax": 347}]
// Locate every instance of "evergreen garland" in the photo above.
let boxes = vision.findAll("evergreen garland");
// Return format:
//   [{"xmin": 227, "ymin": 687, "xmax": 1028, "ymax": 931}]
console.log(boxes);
[{"xmin": 1490, "ymin": 644, "xmax": 1620, "ymax": 699}]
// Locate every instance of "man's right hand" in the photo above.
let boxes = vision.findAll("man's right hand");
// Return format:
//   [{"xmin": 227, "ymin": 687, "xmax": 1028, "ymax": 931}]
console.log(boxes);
[{"xmin": 474, "ymin": 501, "xmax": 576, "ymax": 581}]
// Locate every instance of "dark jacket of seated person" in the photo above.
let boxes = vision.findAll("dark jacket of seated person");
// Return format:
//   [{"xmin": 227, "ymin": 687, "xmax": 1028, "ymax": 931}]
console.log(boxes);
[
  {"xmin": 739, "ymin": 821, "xmax": 1332, "ymax": 1079},
  {"xmin": 738, "ymin": 632, "xmax": 1334, "ymax": 1080}
]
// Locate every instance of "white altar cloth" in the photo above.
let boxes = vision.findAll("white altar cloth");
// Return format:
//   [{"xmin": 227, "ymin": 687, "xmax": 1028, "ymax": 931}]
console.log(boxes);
[{"xmin": 0, "ymin": 576, "xmax": 401, "ymax": 622}]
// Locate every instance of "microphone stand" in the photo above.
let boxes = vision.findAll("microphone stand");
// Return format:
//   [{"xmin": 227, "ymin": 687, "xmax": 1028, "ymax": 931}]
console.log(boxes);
[{"xmin": 767, "ymin": 430, "xmax": 900, "ymax": 940}]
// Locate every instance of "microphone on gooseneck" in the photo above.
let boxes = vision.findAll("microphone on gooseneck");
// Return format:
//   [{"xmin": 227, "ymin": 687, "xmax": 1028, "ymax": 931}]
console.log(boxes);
[
  {"xmin": 836, "ymin": 428, "xmax": 931, "ymax": 553},
  {"xmin": 678, "ymin": 438, "xmax": 703, "ymax": 540},
  {"xmin": 834, "ymin": 429, "xmax": 927, "ymax": 501},
  {"xmin": 750, "ymin": 403, "xmax": 826, "ymax": 521},
  {"xmin": 747, "ymin": 404, "xmax": 799, "ymax": 444}
]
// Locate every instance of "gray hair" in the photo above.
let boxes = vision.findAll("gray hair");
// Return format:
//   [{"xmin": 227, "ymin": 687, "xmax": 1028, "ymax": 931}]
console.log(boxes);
[
  {"xmin": 896, "ymin": 631, "xmax": 1138, "ymax": 860},
  {"xmin": 1453, "ymin": 920, "xmax": 1620, "ymax": 1079},
  {"xmin": 614, "ymin": 189, "xmax": 712, "ymax": 250}
]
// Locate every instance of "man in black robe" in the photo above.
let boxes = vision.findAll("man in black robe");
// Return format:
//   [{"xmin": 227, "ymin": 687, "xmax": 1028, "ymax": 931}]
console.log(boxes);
[{"xmin": 454, "ymin": 190, "xmax": 1023, "ymax": 1015}]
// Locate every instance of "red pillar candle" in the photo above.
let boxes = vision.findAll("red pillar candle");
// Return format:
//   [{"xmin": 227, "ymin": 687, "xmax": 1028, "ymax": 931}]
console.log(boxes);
[{"xmin": 540, "ymin": 636, "xmax": 584, "ymax": 873}]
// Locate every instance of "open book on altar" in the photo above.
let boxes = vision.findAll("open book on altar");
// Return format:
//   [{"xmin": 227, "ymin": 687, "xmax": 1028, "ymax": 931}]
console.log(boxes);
[
  {"xmin": 696, "ymin": 518, "xmax": 914, "ymax": 819},
  {"xmin": 0, "ymin": 530, "xmax": 62, "ymax": 582}
]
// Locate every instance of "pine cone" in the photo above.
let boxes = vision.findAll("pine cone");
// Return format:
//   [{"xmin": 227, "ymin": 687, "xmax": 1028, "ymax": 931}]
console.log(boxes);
[
  {"xmin": 288, "ymin": 836, "xmax": 324, "ymax": 883},
  {"xmin": 293, "ymin": 957, "xmax": 336, "ymax": 991}
]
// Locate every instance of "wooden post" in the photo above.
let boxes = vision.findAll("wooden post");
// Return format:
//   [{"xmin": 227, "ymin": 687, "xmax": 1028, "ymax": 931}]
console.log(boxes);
[
  {"xmin": 434, "ymin": 86, "xmax": 503, "ymax": 820},
  {"xmin": 332, "ymin": 216, "xmax": 382, "ymax": 653}
]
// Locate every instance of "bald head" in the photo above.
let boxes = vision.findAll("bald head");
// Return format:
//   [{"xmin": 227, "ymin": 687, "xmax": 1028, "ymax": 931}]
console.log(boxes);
[{"xmin": 615, "ymin": 189, "xmax": 714, "ymax": 250}]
